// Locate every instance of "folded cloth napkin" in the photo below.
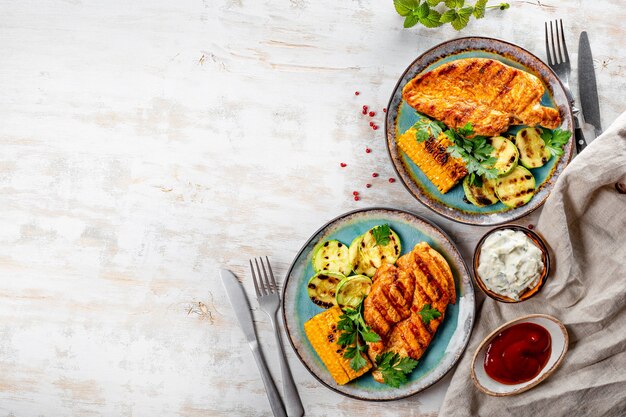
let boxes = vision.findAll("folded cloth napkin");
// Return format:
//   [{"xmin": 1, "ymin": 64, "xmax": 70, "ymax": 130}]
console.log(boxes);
[{"xmin": 439, "ymin": 112, "xmax": 626, "ymax": 417}]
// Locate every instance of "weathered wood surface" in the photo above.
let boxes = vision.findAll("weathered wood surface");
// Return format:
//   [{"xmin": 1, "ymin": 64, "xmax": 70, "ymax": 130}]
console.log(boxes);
[{"xmin": 0, "ymin": 0, "xmax": 624, "ymax": 415}]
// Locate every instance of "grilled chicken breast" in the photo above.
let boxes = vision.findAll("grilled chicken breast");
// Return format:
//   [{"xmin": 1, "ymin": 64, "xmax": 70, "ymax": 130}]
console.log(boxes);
[
  {"xmin": 402, "ymin": 58, "xmax": 561, "ymax": 137},
  {"xmin": 363, "ymin": 242, "xmax": 456, "ymax": 383}
]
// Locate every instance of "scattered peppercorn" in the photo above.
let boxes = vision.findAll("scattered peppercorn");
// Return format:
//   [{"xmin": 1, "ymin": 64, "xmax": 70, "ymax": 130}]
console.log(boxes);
[
  {"xmin": 354, "ymin": 196, "xmax": 360, "ymax": 201},
  {"xmin": 383, "ymin": 108, "xmax": 387, "ymax": 113},
  {"xmin": 354, "ymin": 91, "xmax": 360, "ymax": 96},
  {"xmin": 388, "ymin": 178, "xmax": 396, "ymax": 183},
  {"xmin": 340, "ymin": 162, "xmax": 347, "ymax": 167},
  {"xmin": 372, "ymin": 125, "xmax": 379, "ymax": 130},
  {"xmin": 366, "ymin": 183, "xmax": 372, "ymax": 188},
  {"xmin": 369, "ymin": 111, "xmax": 375, "ymax": 117},
  {"xmin": 365, "ymin": 148, "xmax": 371, "ymax": 153},
  {"xmin": 353, "ymin": 191, "xmax": 359, "ymax": 196},
  {"xmin": 528, "ymin": 224, "xmax": 534, "ymax": 230},
  {"xmin": 372, "ymin": 172, "xmax": 379, "ymax": 178}
]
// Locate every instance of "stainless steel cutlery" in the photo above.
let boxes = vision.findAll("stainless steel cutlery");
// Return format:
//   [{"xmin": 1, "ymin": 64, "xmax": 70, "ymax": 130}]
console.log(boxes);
[{"xmin": 220, "ymin": 269, "xmax": 288, "ymax": 417}]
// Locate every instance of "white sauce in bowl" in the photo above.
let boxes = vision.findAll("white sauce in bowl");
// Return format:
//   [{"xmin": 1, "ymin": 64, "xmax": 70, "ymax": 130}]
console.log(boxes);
[{"xmin": 477, "ymin": 229, "xmax": 544, "ymax": 300}]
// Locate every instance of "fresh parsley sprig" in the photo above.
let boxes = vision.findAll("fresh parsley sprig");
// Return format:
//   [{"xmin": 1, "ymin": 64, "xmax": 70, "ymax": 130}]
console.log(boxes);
[
  {"xmin": 394, "ymin": 0, "xmax": 509, "ymax": 31},
  {"xmin": 375, "ymin": 352, "xmax": 419, "ymax": 388},
  {"xmin": 338, "ymin": 301, "xmax": 381, "ymax": 371},
  {"xmin": 444, "ymin": 122, "xmax": 499, "ymax": 186},
  {"xmin": 411, "ymin": 118, "xmax": 446, "ymax": 142},
  {"xmin": 540, "ymin": 128, "xmax": 572, "ymax": 157},
  {"xmin": 418, "ymin": 303, "xmax": 441, "ymax": 325},
  {"xmin": 372, "ymin": 224, "xmax": 392, "ymax": 247}
]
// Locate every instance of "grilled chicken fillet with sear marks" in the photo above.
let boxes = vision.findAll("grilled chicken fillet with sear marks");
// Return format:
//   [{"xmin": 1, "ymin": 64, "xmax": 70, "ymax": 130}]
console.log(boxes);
[
  {"xmin": 363, "ymin": 242, "xmax": 456, "ymax": 383},
  {"xmin": 402, "ymin": 58, "xmax": 561, "ymax": 137}
]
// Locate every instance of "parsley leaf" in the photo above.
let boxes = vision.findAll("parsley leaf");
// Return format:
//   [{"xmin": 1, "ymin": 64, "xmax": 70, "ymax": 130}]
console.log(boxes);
[
  {"xmin": 372, "ymin": 224, "xmax": 391, "ymax": 247},
  {"xmin": 411, "ymin": 117, "xmax": 445, "ymax": 143},
  {"xmin": 338, "ymin": 301, "xmax": 381, "ymax": 371},
  {"xmin": 540, "ymin": 128, "xmax": 572, "ymax": 157},
  {"xmin": 375, "ymin": 352, "xmax": 419, "ymax": 388},
  {"xmin": 418, "ymin": 303, "xmax": 441, "ymax": 325}
]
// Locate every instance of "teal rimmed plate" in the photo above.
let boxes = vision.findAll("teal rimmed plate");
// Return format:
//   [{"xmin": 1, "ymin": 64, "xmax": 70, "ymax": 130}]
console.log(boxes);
[
  {"xmin": 281, "ymin": 207, "xmax": 474, "ymax": 401},
  {"xmin": 385, "ymin": 37, "xmax": 574, "ymax": 226}
]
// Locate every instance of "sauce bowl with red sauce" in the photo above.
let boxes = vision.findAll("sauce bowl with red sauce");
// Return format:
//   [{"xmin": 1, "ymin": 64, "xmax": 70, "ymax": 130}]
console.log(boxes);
[{"xmin": 471, "ymin": 314, "xmax": 568, "ymax": 396}]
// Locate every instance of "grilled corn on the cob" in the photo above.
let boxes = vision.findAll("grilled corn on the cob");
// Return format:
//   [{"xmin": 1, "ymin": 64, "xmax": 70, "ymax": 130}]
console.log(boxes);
[
  {"xmin": 304, "ymin": 306, "xmax": 372, "ymax": 385},
  {"xmin": 397, "ymin": 128, "xmax": 467, "ymax": 193}
]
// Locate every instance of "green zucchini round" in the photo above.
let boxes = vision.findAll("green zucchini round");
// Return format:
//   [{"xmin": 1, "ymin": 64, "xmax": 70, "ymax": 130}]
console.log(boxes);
[
  {"xmin": 335, "ymin": 275, "xmax": 372, "ymax": 311},
  {"xmin": 495, "ymin": 166, "xmax": 536, "ymax": 208},
  {"xmin": 307, "ymin": 271, "xmax": 344, "ymax": 309}
]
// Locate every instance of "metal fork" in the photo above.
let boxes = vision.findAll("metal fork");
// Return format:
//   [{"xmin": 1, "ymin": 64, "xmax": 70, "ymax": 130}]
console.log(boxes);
[
  {"xmin": 544, "ymin": 19, "xmax": 587, "ymax": 153},
  {"xmin": 250, "ymin": 257, "xmax": 304, "ymax": 417}
]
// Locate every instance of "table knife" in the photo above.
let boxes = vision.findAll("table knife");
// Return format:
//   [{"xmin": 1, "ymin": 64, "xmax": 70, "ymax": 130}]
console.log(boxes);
[
  {"xmin": 578, "ymin": 31, "xmax": 603, "ymax": 139},
  {"xmin": 220, "ymin": 269, "xmax": 288, "ymax": 417}
]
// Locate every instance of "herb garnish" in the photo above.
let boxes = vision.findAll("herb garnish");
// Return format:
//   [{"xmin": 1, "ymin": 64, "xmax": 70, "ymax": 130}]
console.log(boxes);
[
  {"xmin": 411, "ymin": 118, "xmax": 446, "ymax": 143},
  {"xmin": 371, "ymin": 224, "xmax": 392, "ymax": 247},
  {"xmin": 540, "ymin": 128, "xmax": 572, "ymax": 157},
  {"xmin": 444, "ymin": 122, "xmax": 499, "ymax": 186},
  {"xmin": 413, "ymin": 118, "xmax": 498, "ymax": 186},
  {"xmin": 375, "ymin": 352, "xmax": 419, "ymax": 388},
  {"xmin": 338, "ymin": 301, "xmax": 381, "ymax": 371},
  {"xmin": 418, "ymin": 303, "xmax": 441, "ymax": 326},
  {"xmin": 394, "ymin": 0, "xmax": 510, "ymax": 31}
]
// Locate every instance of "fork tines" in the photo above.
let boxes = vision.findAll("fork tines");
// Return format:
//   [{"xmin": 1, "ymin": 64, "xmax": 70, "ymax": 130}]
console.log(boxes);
[
  {"xmin": 250, "ymin": 256, "xmax": 278, "ymax": 296},
  {"xmin": 545, "ymin": 19, "xmax": 569, "ymax": 66}
]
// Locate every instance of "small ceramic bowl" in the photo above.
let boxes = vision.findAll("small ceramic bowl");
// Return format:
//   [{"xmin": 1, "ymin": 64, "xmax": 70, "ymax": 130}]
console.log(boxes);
[
  {"xmin": 471, "ymin": 314, "xmax": 568, "ymax": 396},
  {"xmin": 472, "ymin": 225, "xmax": 550, "ymax": 303}
]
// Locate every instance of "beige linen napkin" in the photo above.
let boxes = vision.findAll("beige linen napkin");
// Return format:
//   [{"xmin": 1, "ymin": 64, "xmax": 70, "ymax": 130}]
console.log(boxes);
[{"xmin": 439, "ymin": 112, "xmax": 626, "ymax": 417}]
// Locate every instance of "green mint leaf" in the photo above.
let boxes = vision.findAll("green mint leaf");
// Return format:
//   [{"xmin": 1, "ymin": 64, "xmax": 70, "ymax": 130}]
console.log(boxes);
[
  {"xmin": 418, "ymin": 303, "xmax": 441, "ymax": 326},
  {"xmin": 404, "ymin": 14, "xmax": 420, "ymax": 28},
  {"xmin": 445, "ymin": 0, "xmax": 464, "ymax": 7},
  {"xmin": 473, "ymin": 0, "xmax": 488, "ymax": 18},
  {"xmin": 427, "ymin": 0, "xmax": 443, "ymax": 5},
  {"xmin": 439, "ymin": 9, "xmax": 457, "ymax": 23},
  {"xmin": 416, "ymin": 1, "xmax": 430, "ymax": 18},
  {"xmin": 372, "ymin": 224, "xmax": 391, "ymax": 246},
  {"xmin": 394, "ymin": 0, "xmax": 420, "ymax": 16},
  {"xmin": 451, "ymin": 7, "xmax": 473, "ymax": 30}
]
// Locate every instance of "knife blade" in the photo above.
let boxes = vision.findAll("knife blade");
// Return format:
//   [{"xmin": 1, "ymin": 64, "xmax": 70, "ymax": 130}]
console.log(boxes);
[
  {"xmin": 220, "ymin": 269, "xmax": 287, "ymax": 417},
  {"xmin": 578, "ymin": 31, "xmax": 603, "ymax": 138}
]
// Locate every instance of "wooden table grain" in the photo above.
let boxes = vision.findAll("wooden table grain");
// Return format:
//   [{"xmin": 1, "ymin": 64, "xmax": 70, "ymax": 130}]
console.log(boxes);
[{"xmin": 0, "ymin": 1, "xmax": 624, "ymax": 416}]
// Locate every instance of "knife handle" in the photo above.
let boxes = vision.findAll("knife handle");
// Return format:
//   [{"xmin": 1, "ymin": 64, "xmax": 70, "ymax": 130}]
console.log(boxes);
[
  {"xmin": 575, "ymin": 127, "xmax": 588, "ymax": 154},
  {"xmin": 250, "ymin": 341, "xmax": 288, "ymax": 417}
]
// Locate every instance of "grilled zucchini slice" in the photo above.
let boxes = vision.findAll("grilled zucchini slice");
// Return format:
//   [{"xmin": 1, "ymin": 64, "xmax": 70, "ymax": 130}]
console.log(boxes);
[
  {"xmin": 312, "ymin": 240, "xmax": 351, "ymax": 275},
  {"xmin": 515, "ymin": 127, "xmax": 551, "ymax": 169},
  {"xmin": 495, "ymin": 166, "xmax": 536, "ymax": 208},
  {"xmin": 349, "ymin": 235, "xmax": 377, "ymax": 277},
  {"xmin": 307, "ymin": 271, "xmax": 344, "ymax": 309},
  {"xmin": 335, "ymin": 275, "xmax": 372, "ymax": 311},
  {"xmin": 359, "ymin": 225, "xmax": 401, "ymax": 272},
  {"xmin": 463, "ymin": 176, "xmax": 499, "ymax": 207},
  {"xmin": 489, "ymin": 136, "xmax": 518, "ymax": 176}
]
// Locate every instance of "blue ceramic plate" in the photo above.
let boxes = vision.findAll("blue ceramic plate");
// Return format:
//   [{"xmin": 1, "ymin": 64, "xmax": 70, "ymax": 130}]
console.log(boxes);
[
  {"xmin": 281, "ymin": 208, "xmax": 474, "ymax": 401},
  {"xmin": 385, "ymin": 37, "xmax": 574, "ymax": 225}
]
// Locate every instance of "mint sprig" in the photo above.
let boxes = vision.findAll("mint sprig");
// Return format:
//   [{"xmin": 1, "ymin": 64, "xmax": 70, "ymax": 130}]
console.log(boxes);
[{"xmin": 394, "ymin": 0, "xmax": 509, "ymax": 31}]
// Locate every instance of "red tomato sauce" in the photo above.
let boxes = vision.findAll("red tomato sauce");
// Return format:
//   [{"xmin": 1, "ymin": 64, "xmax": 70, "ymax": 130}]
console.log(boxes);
[{"xmin": 484, "ymin": 322, "xmax": 551, "ymax": 385}]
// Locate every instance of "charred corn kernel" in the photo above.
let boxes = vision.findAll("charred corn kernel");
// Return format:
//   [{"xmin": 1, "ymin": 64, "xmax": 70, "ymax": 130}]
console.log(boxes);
[
  {"xmin": 397, "ymin": 128, "xmax": 467, "ymax": 193},
  {"xmin": 304, "ymin": 306, "xmax": 372, "ymax": 385}
]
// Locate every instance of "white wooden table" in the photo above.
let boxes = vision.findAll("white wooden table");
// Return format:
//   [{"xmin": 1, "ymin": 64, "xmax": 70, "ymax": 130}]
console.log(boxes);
[{"xmin": 1, "ymin": 1, "xmax": 624, "ymax": 415}]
